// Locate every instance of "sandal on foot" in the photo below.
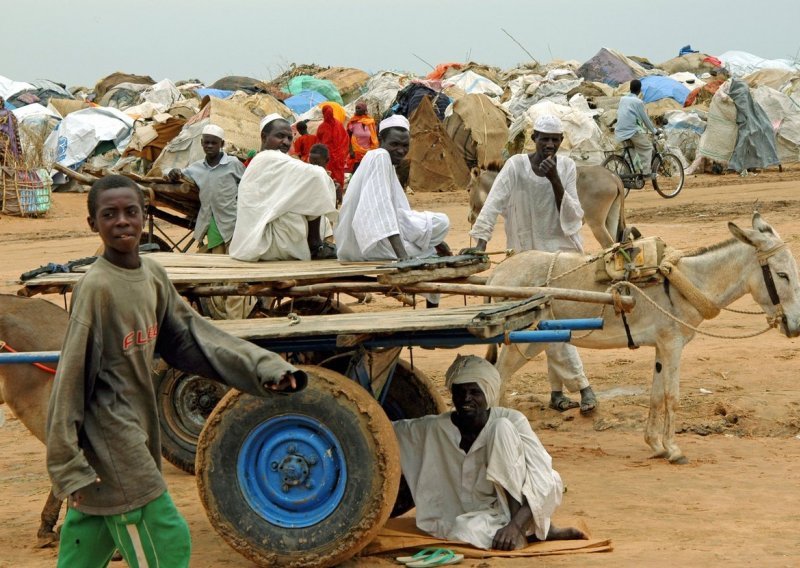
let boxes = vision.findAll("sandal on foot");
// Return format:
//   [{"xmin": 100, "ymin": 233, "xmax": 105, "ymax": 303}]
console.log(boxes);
[
  {"xmin": 549, "ymin": 395, "xmax": 579, "ymax": 412},
  {"xmin": 580, "ymin": 395, "xmax": 597, "ymax": 414}
]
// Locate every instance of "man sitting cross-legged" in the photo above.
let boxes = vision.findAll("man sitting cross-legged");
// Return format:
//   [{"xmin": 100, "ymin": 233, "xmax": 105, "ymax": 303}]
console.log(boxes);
[{"xmin": 393, "ymin": 355, "xmax": 587, "ymax": 550}]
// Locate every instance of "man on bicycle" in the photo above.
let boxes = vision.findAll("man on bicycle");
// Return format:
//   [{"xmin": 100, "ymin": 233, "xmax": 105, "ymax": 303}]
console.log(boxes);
[{"xmin": 615, "ymin": 79, "xmax": 659, "ymax": 179}]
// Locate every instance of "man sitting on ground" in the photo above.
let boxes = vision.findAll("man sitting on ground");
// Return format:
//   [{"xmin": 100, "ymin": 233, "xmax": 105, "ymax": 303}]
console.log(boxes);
[
  {"xmin": 229, "ymin": 114, "xmax": 337, "ymax": 261},
  {"xmin": 393, "ymin": 355, "xmax": 587, "ymax": 550}
]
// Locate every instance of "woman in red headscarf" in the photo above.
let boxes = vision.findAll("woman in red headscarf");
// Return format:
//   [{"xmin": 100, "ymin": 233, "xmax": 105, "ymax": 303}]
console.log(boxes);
[{"xmin": 314, "ymin": 105, "xmax": 349, "ymax": 189}]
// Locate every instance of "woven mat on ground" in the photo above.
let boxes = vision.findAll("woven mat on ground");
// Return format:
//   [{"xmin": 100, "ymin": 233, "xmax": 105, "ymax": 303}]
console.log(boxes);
[{"xmin": 361, "ymin": 518, "xmax": 612, "ymax": 558}]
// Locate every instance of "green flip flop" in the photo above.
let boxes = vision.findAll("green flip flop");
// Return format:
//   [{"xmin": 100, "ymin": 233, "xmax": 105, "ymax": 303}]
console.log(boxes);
[
  {"xmin": 406, "ymin": 548, "xmax": 464, "ymax": 567},
  {"xmin": 396, "ymin": 548, "xmax": 438, "ymax": 564}
]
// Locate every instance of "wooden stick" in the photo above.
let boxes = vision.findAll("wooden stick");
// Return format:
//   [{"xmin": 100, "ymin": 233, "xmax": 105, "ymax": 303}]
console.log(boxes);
[
  {"xmin": 183, "ymin": 281, "xmax": 634, "ymax": 309},
  {"xmin": 53, "ymin": 163, "xmax": 97, "ymax": 185}
]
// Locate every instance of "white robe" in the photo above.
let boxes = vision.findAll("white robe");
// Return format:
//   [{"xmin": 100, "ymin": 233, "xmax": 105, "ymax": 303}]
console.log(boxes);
[
  {"xmin": 470, "ymin": 153, "xmax": 584, "ymax": 254},
  {"xmin": 393, "ymin": 408, "xmax": 563, "ymax": 549},
  {"xmin": 335, "ymin": 149, "xmax": 449, "ymax": 261},
  {"xmin": 229, "ymin": 150, "xmax": 337, "ymax": 261}
]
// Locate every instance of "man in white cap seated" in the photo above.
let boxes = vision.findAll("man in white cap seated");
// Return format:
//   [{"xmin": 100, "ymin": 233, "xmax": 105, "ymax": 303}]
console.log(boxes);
[
  {"xmin": 467, "ymin": 115, "xmax": 598, "ymax": 414},
  {"xmin": 334, "ymin": 113, "xmax": 450, "ymax": 307},
  {"xmin": 167, "ymin": 124, "xmax": 253, "ymax": 319},
  {"xmin": 393, "ymin": 354, "xmax": 586, "ymax": 550},
  {"xmin": 229, "ymin": 113, "xmax": 338, "ymax": 262}
]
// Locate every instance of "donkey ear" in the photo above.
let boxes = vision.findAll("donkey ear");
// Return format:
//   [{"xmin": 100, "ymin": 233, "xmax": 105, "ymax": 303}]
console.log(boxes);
[
  {"xmin": 470, "ymin": 167, "xmax": 480, "ymax": 180},
  {"xmin": 729, "ymin": 221, "xmax": 770, "ymax": 248},
  {"xmin": 752, "ymin": 212, "xmax": 778, "ymax": 236}
]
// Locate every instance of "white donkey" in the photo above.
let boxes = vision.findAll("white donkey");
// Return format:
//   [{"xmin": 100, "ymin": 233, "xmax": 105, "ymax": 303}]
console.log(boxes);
[{"xmin": 489, "ymin": 213, "xmax": 800, "ymax": 463}]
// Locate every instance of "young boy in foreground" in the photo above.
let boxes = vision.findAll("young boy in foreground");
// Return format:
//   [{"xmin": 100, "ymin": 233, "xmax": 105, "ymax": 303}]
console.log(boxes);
[{"xmin": 46, "ymin": 175, "xmax": 306, "ymax": 567}]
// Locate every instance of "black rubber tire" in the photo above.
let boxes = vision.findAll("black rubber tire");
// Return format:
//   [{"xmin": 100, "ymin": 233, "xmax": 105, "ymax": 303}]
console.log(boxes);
[
  {"xmin": 155, "ymin": 366, "xmax": 229, "ymax": 475},
  {"xmin": 602, "ymin": 154, "xmax": 632, "ymax": 197},
  {"xmin": 196, "ymin": 366, "xmax": 401, "ymax": 568},
  {"xmin": 652, "ymin": 153, "xmax": 685, "ymax": 198}
]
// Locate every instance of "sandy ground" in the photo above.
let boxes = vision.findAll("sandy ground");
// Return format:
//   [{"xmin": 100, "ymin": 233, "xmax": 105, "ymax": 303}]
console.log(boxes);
[{"xmin": 2, "ymin": 167, "xmax": 800, "ymax": 567}]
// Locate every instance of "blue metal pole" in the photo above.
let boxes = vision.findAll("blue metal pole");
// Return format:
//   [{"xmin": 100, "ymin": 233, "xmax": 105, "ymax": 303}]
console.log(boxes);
[
  {"xmin": 0, "ymin": 351, "xmax": 60, "ymax": 365},
  {"xmin": 537, "ymin": 318, "xmax": 603, "ymax": 331}
]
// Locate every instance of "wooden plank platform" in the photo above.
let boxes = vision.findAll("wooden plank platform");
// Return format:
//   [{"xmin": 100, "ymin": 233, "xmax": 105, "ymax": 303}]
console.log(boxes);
[
  {"xmin": 214, "ymin": 298, "xmax": 547, "ymax": 344},
  {"xmin": 17, "ymin": 253, "xmax": 489, "ymax": 296}
]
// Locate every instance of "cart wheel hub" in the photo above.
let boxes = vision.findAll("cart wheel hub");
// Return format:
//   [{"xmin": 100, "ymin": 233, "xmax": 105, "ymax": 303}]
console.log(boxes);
[{"xmin": 237, "ymin": 414, "xmax": 347, "ymax": 528}]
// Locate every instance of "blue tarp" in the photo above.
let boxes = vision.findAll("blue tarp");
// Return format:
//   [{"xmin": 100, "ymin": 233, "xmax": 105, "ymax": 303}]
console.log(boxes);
[
  {"xmin": 194, "ymin": 88, "xmax": 234, "ymax": 100},
  {"xmin": 640, "ymin": 76, "xmax": 691, "ymax": 105},
  {"xmin": 284, "ymin": 90, "xmax": 328, "ymax": 114}
]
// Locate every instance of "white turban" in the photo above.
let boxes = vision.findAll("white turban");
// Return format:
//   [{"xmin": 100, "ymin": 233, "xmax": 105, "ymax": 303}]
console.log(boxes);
[
  {"xmin": 379, "ymin": 114, "xmax": 410, "ymax": 133},
  {"xmin": 259, "ymin": 113, "xmax": 285, "ymax": 132},
  {"xmin": 533, "ymin": 114, "xmax": 563, "ymax": 134},
  {"xmin": 445, "ymin": 354, "xmax": 502, "ymax": 407},
  {"xmin": 201, "ymin": 124, "xmax": 225, "ymax": 140}
]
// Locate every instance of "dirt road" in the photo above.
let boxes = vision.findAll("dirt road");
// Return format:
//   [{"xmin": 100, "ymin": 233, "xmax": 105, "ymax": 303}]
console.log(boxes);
[{"xmin": 2, "ymin": 168, "xmax": 799, "ymax": 567}]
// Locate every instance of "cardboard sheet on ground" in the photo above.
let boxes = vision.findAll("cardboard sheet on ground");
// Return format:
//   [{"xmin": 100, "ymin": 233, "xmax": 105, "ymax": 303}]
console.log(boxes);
[{"xmin": 361, "ymin": 517, "xmax": 612, "ymax": 558}]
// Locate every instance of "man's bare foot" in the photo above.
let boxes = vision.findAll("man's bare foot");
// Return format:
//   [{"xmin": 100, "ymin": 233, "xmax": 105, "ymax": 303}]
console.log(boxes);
[
  {"xmin": 546, "ymin": 524, "xmax": 588, "ymax": 541},
  {"xmin": 492, "ymin": 522, "xmax": 528, "ymax": 550}
]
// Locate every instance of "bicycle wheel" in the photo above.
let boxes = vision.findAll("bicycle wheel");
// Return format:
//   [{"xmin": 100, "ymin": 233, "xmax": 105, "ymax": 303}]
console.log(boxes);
[
  {"xmin": 652, "ymin": 153, "xmax": 684, "ymax": 198},
  {"xmin": 602, "ymin": 154, "xmax": 632, "ymax": 197}
]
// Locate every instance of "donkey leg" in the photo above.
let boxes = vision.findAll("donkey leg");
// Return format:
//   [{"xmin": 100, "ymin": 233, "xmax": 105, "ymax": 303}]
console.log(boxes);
[
  {"xmin": 496, "ymin": 342, "xmax": 547, "ymax": 406},
  {"xmin": 644, "ymin": 347, "xmax": 668, "ymax": 458},
  {"xmin": 36, "ymin": 489, "xmax": 62, "ymax": 548},
  {"xmin": 660, "ymin": 343, "xmax": 688, "ymax": 464}
]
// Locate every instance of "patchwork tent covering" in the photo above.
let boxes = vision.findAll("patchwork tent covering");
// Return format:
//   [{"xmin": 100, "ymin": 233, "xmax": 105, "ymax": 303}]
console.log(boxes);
[
  {"xmin": 45, "ymin": 106, "xmax": 134, "ymax": 168},
  {"xmin": 726, "ymin": 79, "xmax": 780, "ymax": 171},
  {"xmin": 640, "ymin": 76, "xmax": 691, "ymax": 105},
  {"xmin": 443, "ymin": 93, "xmax": 508, "ymax": 169},
  {"xmin": 406, "ymin": 96, "xmax": 470, "ymax": 192},
  {"xmin": 577, "ymin": 48, "xmax": 648, "ymax": 86},
  {"xmin": 286, "ymin": 75, "xmax": 343, "ymax": 105}
]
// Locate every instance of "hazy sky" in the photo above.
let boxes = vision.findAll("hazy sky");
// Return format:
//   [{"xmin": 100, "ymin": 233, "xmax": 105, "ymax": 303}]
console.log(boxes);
[{"xmin": 5, "ymin": 0, "xmax": 799, "ymax": 87}]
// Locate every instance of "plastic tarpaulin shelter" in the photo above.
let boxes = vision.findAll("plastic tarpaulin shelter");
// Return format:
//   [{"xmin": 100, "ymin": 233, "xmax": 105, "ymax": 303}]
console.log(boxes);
[
  {"xmin": 194, "ymin": 88, "xmax": 234, "ymax": 100},
  {"xmin": 0, "ymin": 75, "xmax": 34, "ymax": 99},
  {"xmin": 442, "ymin": 71, "xmax": 503, "ymax": 98},
  {"xmin": 698, "ymin": 81, "xmax": 737, "ymax": 163},
  {"xmin": 284, "ymin": 90, "xmax": 328, "ymax": 114},
  {"xmin": 719, "ymin": 51, "xmax": 800, "ymax": 78},
  {"xmin": 148, "ymin": 93, "xmax": 291, "ymax": 175},
  {"xmin": 726, "ymin": 79, "xmax": 780, "ymax": 171},
  {"xmin": 751, "ymin": 85, "xmax": 800, "ymax": 163},
  {"xmin": 94, "ymin": 72, "xmax": 155, "ymax": 100},
  {"xmin": 443, "ymin": 93, "xmax": 508, "ymax": 169},
  {"xmin": 640, "ymin": 76, "xmax": 690, "ymax": 105},
  {"xmin": 360, "ymin": 72, "xmax": 411, "ymax": 116},
  {"xmin": 45, "ymin": 106, "xmax": 134, "ymax": 168},
  {"xmin": 576, "ymin": 48, "xmax": 646, "ymax": 87},
  {"xmin": 406, "ymin": 96, "xmax": 470, "ymax": 192},
  {"xmin": 286, "ymin": 75, "xmax": 343, "ymax": 105}
]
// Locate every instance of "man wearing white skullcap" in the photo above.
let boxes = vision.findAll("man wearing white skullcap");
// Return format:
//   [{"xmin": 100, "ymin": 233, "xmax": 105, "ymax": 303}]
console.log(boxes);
[
  {"xmin": 167, "ymin": 122, "xmax": 252, "ymax": 319},
  {"xmin": 393, "ymin": 354, "xmax": 586, "ymax": 551},
  {"xmin": 334, "ymin": 113, "xmax": 450, "ymax": 307},
  {"xmin": 468, "ymin": 113, "xmax": 597, "ymax": 414},
  {"xmin": 229, "ymin": 112, "xmax": 338, "ymax": 262}
]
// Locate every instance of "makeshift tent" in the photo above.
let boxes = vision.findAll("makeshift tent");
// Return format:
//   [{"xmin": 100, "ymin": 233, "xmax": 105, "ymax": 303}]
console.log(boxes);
[
  {"xmin": 443, "ymin": 71, "xmax": 503, "ymax": 98},
  {"xmin": 406, "ymin": 96, "xmax": 470, "ymax": 192},
  {"xmin": 94, "ymin": 72, "xmax": 155, "ymax": 100},
  {"xmin": 718, "ymin": 51, "xmax": 800, "ymax": 78},
  {"xmin": 194, "ymin": 88, "xmax": 234, "ymax": 100},
  {"xmin": 99, "ymin": 82, "xmax": 151, "ymax": 109},
  {"xmin": 576, "ymin": 48, "xmax": 647, "ymax": 86},
  {"xmin": 658, "ymin": 53, "xmax": 718, "ymax": 75},
  {"xmin": 392, "ymin": 83, "xmax": 450, "ymax": 121},
  {"xmin": 443, "ymin": 94, "xmax": 508, "ymax": 169},
  {"xmin": 286, "ymin": 75, "xmax": 343, "ymax": 105},
  {"xmin": 124, "ymin": 117, "xmax": 186, "ymax": 163},
  {"xmin": 684, "ymin": 79, "xmax": 726, "ymax": 108},
  {"xmin": 284, "ymin": 90, "xmax": 328, "ymax": 114},
  {"xmin": 45, "ymin": 106, "xmax": 134, "ymax": 168},
  {"xmin": 8, "ymin": 80, "xmax": 74, "ymax": 107},
  {"xmin": 669, "ymin": 72, "xmax": 706, "ymax": 91},
  {"xmin": 0, "ymin": 75, "xmax": 34, "ymax": 99},
  {"xmin": 148, "ymin": 93, "xmax": 290, "ymax": 175},
  {"xmin": 314, "ymin": 67, "xmax": 369, "ymax": 102},
  {"xmin": 743, "ymin": 69, "xmax": 800, "ymax": 91},
  {"xmin": 209, "ymin": 76, "xmax": 269, "ymax": 94},
  {"xmin": 663, "ymin": 110, "xmax": 706, "ymax": 162},
  {"xmin": 48, "ymin": 99, "xmax": 94, "ymax": 117},
  {"xmin": 640, "ymin": 76, "xmax": 690, "ymax": 105},
  {"xmin": 751, "ymin": 85, "xmax": 800, "ymax": 163},
  {"xmin": 360, "ymin": 72, "xmax": 411, "ymax": 116},
  {"xmin": 726, "ymin": 79, "xmax": 780, "ymax": 171},
  {"xmin": 698, "ymin": 81, "xmax": 738, "ymax": 163}
]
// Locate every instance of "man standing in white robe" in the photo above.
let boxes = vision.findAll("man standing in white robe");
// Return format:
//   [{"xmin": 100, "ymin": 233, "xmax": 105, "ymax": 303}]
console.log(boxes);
[
  {"xmin": 334, "ymin": 114, "xmax": 450, "ymax": 306},
  {"xmin": 393, "ymin": 355, "xmax": 586, "ymax": 550},
  {"xmin": 468, "ymin": 115, "xmax": 597, "ymax": 414},
  {"xmin": 230, "ymin": 114, "xmax": 338, "ymax": 262}
]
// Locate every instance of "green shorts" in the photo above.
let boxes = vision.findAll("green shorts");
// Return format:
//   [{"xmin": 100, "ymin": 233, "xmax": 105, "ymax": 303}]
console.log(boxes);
[{"xmin": 57, "ymin": 491, "xmax": 191, "ymax": 568}]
